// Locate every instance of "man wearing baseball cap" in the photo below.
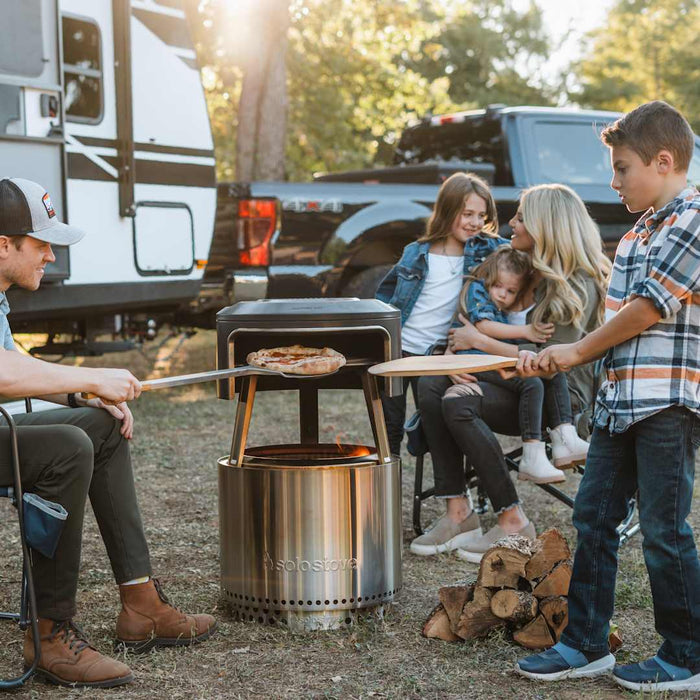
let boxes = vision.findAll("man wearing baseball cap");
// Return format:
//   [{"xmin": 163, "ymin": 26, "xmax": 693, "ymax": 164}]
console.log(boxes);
[{"xmin": 0, "ymin": 178, "xmax": 216, "ymax": 688}]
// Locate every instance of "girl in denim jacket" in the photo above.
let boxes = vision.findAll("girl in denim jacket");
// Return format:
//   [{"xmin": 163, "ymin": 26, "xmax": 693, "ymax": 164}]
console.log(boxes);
[{"xmin": 375, "ymin": 172, "xmax": 507, "ymax": 455}]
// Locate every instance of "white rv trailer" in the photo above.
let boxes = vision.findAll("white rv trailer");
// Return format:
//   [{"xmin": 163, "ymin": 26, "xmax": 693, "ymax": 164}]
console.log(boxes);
[{"xmin": 0, "ymin": 0, "xmax": 218, "ymax": 352}]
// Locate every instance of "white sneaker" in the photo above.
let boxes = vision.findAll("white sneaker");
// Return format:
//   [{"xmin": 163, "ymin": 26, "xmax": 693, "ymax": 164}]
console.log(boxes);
[
  {"xmin": 549, "ymin": 423, "xmax": 590, "ymax": 468},
  {"xmin": 519, "ymin": 441, "xmax": 566, "ymax": 484}
]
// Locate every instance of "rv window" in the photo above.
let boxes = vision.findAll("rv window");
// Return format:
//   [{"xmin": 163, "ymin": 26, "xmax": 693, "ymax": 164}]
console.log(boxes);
[
  {"xmin": 0, "ymin": 0, "xmax": 44, "ymax": 78},
  {"xmin": 0, "ymin": 85, "xmax": 24, "ymax": 136},
  {"xmin": 62, "ymin": 15, "xmax": 103, "ymax": 123}
]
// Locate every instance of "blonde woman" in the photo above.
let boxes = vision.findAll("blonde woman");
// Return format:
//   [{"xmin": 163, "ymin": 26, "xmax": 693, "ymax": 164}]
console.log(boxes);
[{"xmin": 411, "ymin": 184, "xmax": 610, "ymax": 559}]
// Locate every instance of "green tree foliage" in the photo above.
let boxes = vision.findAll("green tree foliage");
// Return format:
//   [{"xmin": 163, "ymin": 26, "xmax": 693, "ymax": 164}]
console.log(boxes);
[
  {"xmin": 572, "ymin": 0, "xmax": 700, "ymax": 132},
  {"xmin": 186, "ymin": 0, "xmax": 552, "ymax": 181}
]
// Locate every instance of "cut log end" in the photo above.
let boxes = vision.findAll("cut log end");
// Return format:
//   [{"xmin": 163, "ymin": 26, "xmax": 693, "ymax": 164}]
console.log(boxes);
[
  {"xmin": 477, "ymin": 546, "xmax": 530, "ymax": 589},
  {"xmin": 456, "ymin": 587, "xmax": 504, "ymax": 640},
  {"xmin": 438, "ymin": 583, "xmax": 475, "ymax": 634},
  {"xmin": 539, "ymin": 596, "xmax": 568, "ymax": 641},
  {"xmin": 512, "ymin": 614, "xmax": 555, "ymax": 650},
  {"xmin": 422, "ymin": 603, "xmax": 460, "ymax": 642},
  {"xmin": 526, "ymin": 528, "xmax": 572, "ymax": 581},
  {"xmin": 490, "ymin": 589, "xmax": 538, "ymax": 624},
  {"xmin": 533, "ymin": 560, "xmax": 572, "ymax": 599}
]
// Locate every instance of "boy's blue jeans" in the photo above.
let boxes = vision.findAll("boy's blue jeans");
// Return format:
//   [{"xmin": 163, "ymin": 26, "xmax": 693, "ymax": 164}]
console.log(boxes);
[{"xmin": 562, "ymin": 405, "xmax": 700, "ymax": 672}]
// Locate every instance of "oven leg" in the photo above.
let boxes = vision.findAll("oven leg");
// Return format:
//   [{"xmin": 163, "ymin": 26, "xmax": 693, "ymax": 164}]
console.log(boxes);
[
  {"xmin": 362, "ymin": 373, "xmax": 392, "ymax": 463},
  {"xmin": 229, "ymin": 375, "xmax": 258, "ymax": 467},
  {"xmin": 299, "ymin": 386, "xmax": 319, "ymax": 445}
]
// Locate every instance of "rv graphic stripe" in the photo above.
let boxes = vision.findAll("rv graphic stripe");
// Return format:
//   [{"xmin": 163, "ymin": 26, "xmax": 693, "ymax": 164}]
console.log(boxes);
[
  {"xmin": 67, "ymin": 154, "xmax": 216, "ymax": 187},
  {"xmin": 69, "ymin": 135, "xmax": 214, "ymax": 159}
]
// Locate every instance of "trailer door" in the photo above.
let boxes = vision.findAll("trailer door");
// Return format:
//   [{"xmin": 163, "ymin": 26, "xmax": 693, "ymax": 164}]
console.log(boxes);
[{"xmin": 0, "ymin": 0, "xmax": 69, "ymax": 281}]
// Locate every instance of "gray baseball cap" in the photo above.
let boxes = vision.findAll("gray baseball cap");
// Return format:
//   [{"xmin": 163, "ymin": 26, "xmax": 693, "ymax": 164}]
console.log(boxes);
[{"xmin": 0, "ymin": 177, "xmax": 85, "ymax": 245}]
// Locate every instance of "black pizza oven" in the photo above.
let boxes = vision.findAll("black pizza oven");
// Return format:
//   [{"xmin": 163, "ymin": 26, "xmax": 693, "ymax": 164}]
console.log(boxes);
[{"xmin": 215, "ymin": 298, "xmax": 402, "ymax": 399}]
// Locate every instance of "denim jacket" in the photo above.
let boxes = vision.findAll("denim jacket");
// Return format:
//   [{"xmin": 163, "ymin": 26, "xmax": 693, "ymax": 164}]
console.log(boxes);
[{"xmin": 376, "ymin": 234, "xmax": 508, "ymax": 324}]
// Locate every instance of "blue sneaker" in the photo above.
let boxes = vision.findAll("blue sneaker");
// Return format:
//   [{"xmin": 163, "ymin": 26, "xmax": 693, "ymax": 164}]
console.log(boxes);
[
  {"xmin": 613, "ymin": 656, "xmax": 700, "ymax": 692},
  {"xmin": 516, "ymin": 642, "xmax": 615, "ymax": 681}
]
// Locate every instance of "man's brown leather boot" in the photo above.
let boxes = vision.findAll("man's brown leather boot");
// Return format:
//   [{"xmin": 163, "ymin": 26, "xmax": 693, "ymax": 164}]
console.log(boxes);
[
  {"xmin": 115, "ymin": 578, "xmax": 217, "ymax": 653},
  {"xmin": 24, "ymin": 618, "xmax": 133, "ymax": 688}
]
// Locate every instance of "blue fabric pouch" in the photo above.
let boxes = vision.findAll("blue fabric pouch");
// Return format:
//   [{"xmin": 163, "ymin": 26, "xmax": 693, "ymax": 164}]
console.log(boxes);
[
  {"xmin": 22, "ymin": 493, "xmax": 68, "ymax": 559},
  {"xmin": 404, "ymin": 410, "xmax": 429, "ymax": 457}
]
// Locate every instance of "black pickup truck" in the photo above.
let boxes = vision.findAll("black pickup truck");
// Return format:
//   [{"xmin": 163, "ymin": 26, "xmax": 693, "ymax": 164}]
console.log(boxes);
[{"xmin": 206, "ymin": 105, "xmax": 700, "ymax": 303}]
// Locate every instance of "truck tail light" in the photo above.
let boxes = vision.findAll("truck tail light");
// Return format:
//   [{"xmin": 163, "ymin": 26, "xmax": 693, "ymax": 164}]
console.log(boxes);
[{"xmin": 236, "ymin": 199, "xmax": 277, "ymax": 266}]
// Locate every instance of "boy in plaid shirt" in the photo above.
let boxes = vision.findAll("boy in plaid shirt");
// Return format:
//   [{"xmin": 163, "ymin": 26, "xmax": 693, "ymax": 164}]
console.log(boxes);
[{"xmin": 515, "ymin": 101, "xmax": 700, "ymax": 692}]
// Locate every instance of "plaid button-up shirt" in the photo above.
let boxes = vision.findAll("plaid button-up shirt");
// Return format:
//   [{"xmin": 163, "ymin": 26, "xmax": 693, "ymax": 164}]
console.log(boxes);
[{"xmin": 595, "ymin": 187, "xmax": 700, "ymax": 433}]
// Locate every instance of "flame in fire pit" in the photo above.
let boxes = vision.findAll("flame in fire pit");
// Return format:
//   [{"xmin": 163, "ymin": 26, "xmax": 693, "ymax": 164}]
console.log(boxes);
[{"xmin": 334, "ymin": 432, "xmax": 371, "ymax": 457}]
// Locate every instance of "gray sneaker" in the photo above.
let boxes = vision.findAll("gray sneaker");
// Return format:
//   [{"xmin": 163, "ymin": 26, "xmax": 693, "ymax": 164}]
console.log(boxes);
[
  {"xmin": 455, "ymin": 521, "xmax": 537, "ymax": 564},
  {"xmin": 409, "ymin": 512, "xmax": 482, "ymax": 556}
]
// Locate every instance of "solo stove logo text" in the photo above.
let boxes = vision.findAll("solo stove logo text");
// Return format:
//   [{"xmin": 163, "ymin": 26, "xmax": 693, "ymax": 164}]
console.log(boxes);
[{"xmin": 263, "ymin": 551, "xmax": 358, "ymax": 572}]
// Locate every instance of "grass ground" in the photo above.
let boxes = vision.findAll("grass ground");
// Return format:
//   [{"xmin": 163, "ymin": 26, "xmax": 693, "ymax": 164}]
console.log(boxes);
[{"xmin": 0, "ymin": 330, "xmax": 698, "ymax": 698}]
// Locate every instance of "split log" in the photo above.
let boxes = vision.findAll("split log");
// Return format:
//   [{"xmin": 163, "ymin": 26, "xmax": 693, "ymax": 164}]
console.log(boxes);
[
  {"xmin": 539, "ymin": 596, "xmax": 568, "ymax": 641},
  {"xmin": 422, "ymin": 603, "xmax": 460, "ymax": 642},
  {"xmin": 609, "ymin": 626, "xmax": 623, "ymax": 652},
  {"xmin": 512, "ymin": 614, "xmax": 554, "ymax": 650},
  {"xmin": 532, "ymin": 560, "xmax": 572, "ymax": 599},
  {"xmin": 477, "ymin": 536, "xmax": 534, "ymax": 588},
  {"xmin": 456, "ymin": 587, "xmax": 504, "ymax": 640},
  {"xmin": 438, "ymin": 581, "xmax": 475, "ymax": 634},
  {"xmin": 526, "ymin": 528, "xmax": 572, "ymax": 580},
  {"xmin": 490, "ymin": 589, "xmax": 538, "ymax": 624}
]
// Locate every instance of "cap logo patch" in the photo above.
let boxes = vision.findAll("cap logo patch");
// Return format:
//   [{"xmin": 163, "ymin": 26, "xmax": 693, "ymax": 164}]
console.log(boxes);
[{"xmin": 42, "ymin": 192, "xmax": 56, "ymax": 218}]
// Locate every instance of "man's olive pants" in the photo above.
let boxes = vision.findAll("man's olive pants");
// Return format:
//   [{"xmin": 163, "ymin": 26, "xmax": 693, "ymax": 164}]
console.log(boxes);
[{"xmin": 0, "ymin": 407, "xmax": 151, "ymax": 620}]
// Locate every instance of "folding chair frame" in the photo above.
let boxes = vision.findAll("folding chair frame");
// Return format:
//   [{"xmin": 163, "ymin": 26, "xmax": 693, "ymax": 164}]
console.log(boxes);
[
  {"xmin": 412, "ymin": 443, "xmax": 641, "ymax": 545},
  {"xmin": 0, "ymin": 402, "xmax": 41, "ymax": 690}
]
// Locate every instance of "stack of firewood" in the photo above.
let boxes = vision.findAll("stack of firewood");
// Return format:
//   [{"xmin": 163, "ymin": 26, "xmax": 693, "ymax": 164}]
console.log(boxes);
[{"xmin": 422, "ymin": 528, "xmax": 580, "ymax": 649}]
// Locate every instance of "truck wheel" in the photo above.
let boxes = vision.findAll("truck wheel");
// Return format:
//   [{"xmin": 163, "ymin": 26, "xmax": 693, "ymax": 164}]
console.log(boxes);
[{"xmin": 343, "ymin": 265, "xmax": 393, "ymax": 299}]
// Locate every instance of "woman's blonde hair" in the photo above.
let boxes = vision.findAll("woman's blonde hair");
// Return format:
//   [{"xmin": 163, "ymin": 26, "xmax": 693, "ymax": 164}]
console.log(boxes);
[
  {"xmin": 458, "ymin": 246, "xmax": 532, "ymax": 318},
  {"xmin": 419, "ymin": 172, "xmax": 498, "ymax": 243},
  {"xmin": 520, "ymin": 184, "xmax": 611, "ymax": 328}
]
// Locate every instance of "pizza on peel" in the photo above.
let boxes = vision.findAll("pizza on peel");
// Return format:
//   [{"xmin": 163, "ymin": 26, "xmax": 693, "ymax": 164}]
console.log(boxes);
[{"xmin": 246, "ymin": 344, "xmax": 346, "ymax": 375}]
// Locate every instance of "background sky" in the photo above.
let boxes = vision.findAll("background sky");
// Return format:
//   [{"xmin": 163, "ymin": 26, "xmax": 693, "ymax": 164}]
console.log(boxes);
[{"xmin": 514, "ymin": 0, "xmax": 616, "ymax": 79}]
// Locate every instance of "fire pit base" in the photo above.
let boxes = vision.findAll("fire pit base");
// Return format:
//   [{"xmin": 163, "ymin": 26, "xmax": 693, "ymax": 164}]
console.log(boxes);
[
  {"xmin": 224, "ymin": 595, "xmax": 391, "ymax": 632},
  {"xmin": 218, "ymin": 445, "xmax": 402, "ymax": 633}
]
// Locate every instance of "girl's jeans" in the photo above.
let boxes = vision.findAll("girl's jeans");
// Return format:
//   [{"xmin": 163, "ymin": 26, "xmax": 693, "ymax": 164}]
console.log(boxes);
[
  {"xmin": 477, "ymin": 370, "xmax": 572, "ymax": 441},
  {"xmin": 562, "ymin": 406, "xmax": 700, "ymax": 672}
]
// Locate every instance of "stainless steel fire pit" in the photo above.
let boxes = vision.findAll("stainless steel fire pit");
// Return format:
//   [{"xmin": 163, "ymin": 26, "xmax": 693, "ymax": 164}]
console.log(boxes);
[
  {"xmin": 219, "ymin": 443, "xmax": 401, "ymax": 630},
  {"xmin": 216, "ymin": 299, "xmax": 403, "ymax": 631}
]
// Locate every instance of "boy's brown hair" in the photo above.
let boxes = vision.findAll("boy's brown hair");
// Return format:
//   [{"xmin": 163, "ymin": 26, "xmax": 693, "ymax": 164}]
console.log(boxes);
[
  {"xmin": 419, "ymin": 172, "xmax": 498, "ymax": 242},
  {"xmin": 458, "ymin": 246, "xmax": 531, "ymax": 317},
  {"xmin": 601, "ymin": 101, "xmax": 694, "ymax": 172}
]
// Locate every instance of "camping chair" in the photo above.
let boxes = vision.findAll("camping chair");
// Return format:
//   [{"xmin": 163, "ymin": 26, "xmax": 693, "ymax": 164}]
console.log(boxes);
[
  {"xmin": 0, "ymin": 399, "xmax": 40, "ymax": 690},
  {"xmin": 411, "ymin": 409, "xmax": 641, "ymax": 545}
]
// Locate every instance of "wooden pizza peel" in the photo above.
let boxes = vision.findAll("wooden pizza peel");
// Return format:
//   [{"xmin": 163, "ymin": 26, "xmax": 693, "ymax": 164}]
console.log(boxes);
[{"xmin": 368, "ymin": 354, "xmax": 517, "ymax": 377}]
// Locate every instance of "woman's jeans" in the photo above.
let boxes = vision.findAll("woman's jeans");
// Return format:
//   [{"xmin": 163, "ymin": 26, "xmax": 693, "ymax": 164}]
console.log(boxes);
[
  {"xmin": 418, "ymin": 375, "xmax": 521, "ymax": 513},
  {"xmin": 562, "ymin": 406, "xmax": 700, "ymax": 672},
  {"xmin": 381, "ymin": 352, "xmax": 420, "ymax": 456},
  {"xmin": 478, "ymin": 370, "xmax": 572, "ymax": 441}
]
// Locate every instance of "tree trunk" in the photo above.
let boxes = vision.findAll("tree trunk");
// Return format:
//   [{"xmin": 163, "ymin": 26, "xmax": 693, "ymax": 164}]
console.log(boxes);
[
  {"xmin": 235, "ymin": 0, "xmax": 290, "ymax": 182},
  {"xmin": 256, "ymin": 1, "xmax": 290, "ymax": 181}
]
